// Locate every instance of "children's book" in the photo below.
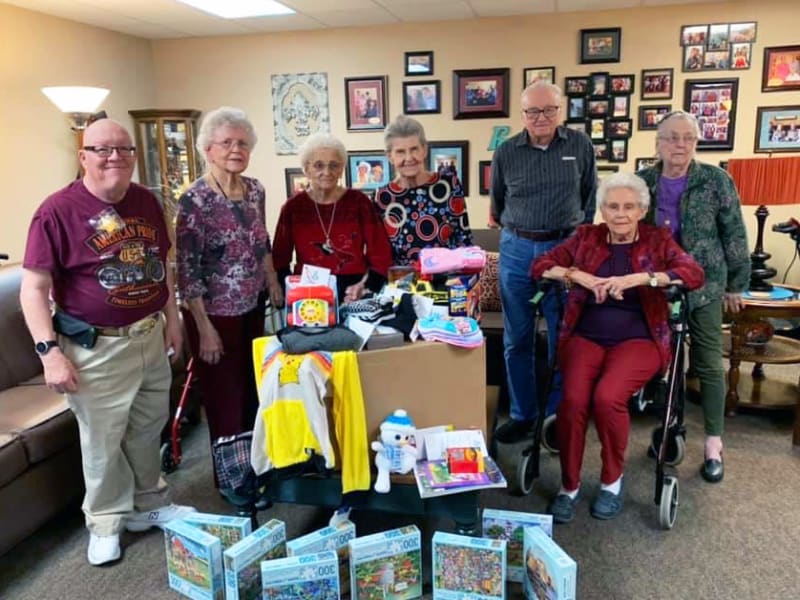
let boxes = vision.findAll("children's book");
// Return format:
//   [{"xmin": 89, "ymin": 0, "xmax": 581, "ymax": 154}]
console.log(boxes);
[
  {"xmin": 164, "ymin": 519, "xmax": 224, "ymax": 600},
  {"xmin": 432, "ymin": 531, "xmax": 506, "ymax": 599},
  {"xmin": 523, "ymin": 527, "xmax": 577, "ymax": 600},
  {"xmin": 261, "ymin": 550, "xmax": 340, "ymax": 599},
  {"xmin": 182, "ymin": 512, "xmax": 252, "ymax": 550},
  {"xmin": 349, "ymin": 525, "xmax": 422, "ymax": 599},
  {"xmin": 482, "ymin": 509, "xmax": 553, "ymax": 583},
  {"xmin": 414, "ymin": 455, "xmax": 507, "ymax": 498},
  {"xmin": 223, "ymin": 518, "xmax": 286, "ymax": 600},
  {"xmin": 286, "ymin": 520, "xmax": 355, "ymax": 596}
]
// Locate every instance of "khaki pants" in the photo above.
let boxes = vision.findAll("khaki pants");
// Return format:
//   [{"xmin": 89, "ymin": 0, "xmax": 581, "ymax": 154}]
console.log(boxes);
[{"xmin": 62, "ymin": 319, "xmax": 172, "ymax": 535}]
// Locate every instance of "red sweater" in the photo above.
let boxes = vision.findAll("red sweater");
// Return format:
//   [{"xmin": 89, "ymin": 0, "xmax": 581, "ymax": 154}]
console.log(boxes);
[{"xmin": 531, "ymin": 222, "xmax": 705, "ymax": 373}]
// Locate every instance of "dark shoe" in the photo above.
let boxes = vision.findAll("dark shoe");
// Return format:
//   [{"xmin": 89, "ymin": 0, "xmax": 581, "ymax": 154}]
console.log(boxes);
[
  {"xmin": 547, "ymin": 492, "xmax": 580, "ymax": 524},
  {"xmin": 494, "ymin": 418, "xmax": 534, "ymax": 444},
  {"xmin": 700, "ymin": 456, "xmax": 724, "ymax": 483},
  {"xmin": 591, "ymin": 481, "xmax": 624, "ymax": 520}
]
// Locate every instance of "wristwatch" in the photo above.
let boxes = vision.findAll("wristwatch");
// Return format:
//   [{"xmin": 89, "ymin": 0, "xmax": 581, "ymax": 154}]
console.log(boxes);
[
  {"xmin": 647, "ymin": 271, "xmax": 659, "ymax": 288},
  {"xmin": 34, "ymin": 340, "xmax": 59, "ymax": 356}
]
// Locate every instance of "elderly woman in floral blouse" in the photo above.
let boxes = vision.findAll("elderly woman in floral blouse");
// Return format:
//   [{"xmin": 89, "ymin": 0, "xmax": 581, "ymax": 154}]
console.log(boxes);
[{"xmin": 176, "ymin": 106, "xmax": 282, "ymax": 485}]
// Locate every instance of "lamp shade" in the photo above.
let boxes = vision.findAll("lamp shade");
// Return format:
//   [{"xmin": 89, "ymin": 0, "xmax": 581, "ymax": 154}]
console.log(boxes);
[{"xmin": 41, "ymin": 86, "xmax": 109, "ymax": 114}]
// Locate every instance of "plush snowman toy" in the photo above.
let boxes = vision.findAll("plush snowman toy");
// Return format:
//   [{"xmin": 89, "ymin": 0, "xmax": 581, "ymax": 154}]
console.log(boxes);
[{"xmin": 371, "ymin": 409, "xmax": 417, "ymax": 494}]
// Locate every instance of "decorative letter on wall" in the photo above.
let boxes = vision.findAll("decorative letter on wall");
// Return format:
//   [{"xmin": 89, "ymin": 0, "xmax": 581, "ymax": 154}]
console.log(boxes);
[
  {"xmin": 271, "ymin": 72, "xmax": 331, "ymax": 155},
  {"xmin": 487, "ymin": 126, "xmax": 510, "ymax": 151}
]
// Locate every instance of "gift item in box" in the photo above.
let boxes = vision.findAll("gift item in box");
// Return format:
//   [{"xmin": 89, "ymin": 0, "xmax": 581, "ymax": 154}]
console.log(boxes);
[
  {"xmin": 482, "ymin": 509, "xmax": 554, "ymax": 583},
  {"xmin": 261, "ymin": 550, "xmax": 340, "ymax": 599},
  {"xmin": 223, "ymin": 518, "xmax": 286, "ymax": 600},
  {"xmin": 164, "ymin": 519, "xmax": 224, "ymax": 600},
  {"xmin": 181, "ymin": 512, "xmax": 252, "ymax": 550},
  {"xmin": 446, "ymin": 446, "xmax": 484, "ymax": 474},
  {"xmin": 446, "ymin": 273, "xmax": 482, "ymax": 320},
  {"xmin": 285, "ymin": 274, "xmax": 339, "ymax": 327},
  {"xmin": 349, "ymin": 525, "xmax": 422, "ymax": 599},
  {"xmin": 432, "ymin": 531, "xmax": 506, "ymax": 599},
  {"xmin": 523, "ymin": 527, "xmax": 576, "ymax": 600},
  {"xmin": 287, "ymin": 520, "xmax": 356, "ymax": 596}
]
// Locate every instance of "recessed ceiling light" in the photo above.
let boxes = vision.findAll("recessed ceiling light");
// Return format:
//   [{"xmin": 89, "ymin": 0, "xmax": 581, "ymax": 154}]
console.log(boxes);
[{"xmin": 176, "ymin": 0, "xmax": 295, "ymax": 19}]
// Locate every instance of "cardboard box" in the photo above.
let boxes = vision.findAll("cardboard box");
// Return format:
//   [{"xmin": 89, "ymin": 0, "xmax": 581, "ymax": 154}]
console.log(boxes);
[
  {"xmin": 432, "ymin": 531, "xmax": 506, "ymax": 599},
  {"xmin": 357, "ymin": 341, "xmax": 486, "ymax": 440}
]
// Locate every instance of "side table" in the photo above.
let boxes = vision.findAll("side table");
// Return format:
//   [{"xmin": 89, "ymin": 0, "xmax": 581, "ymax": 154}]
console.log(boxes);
[{"xmin": 723, "ymin": 285, "xmax": 800, "ymax": 446}]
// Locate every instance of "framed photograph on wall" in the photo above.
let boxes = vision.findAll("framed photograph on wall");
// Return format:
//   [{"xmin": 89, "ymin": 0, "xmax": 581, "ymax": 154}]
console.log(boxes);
[
  {"xmin": 707, "ymin": 24, "xmax": 730, "ymax": 51},
  {"xmin": 598, "ymin": 165, "xmax": 620, "ymax": 178},
  {"xmin": 730, "ymin": 43, "xmax": 752, "ymax": 70},
  {"xmin": 344, "ymin": 76, "xmax": 388, "ymax": 131},
  {"xmin": 453, "ymin": 68, "xmax": 510, "ymax": 119},
  {"xmin": 609, "ymin": 139, "xmax": 628, "ymax": 163},
  {"xmin": 680, "ymin": 24, "xmax": 707, "ymax": 47},
  {"xmin": 683, "ymin": 45, "xmax": 705, "ymax": 71},
  {"xmin": 589, "ymin": 72, "xmax": 610, "ymax": 97},
  {"xmin": 729, "ymin": 22, "xmax": 757, "ymax": 43},
  {"xmin": 589, "ymin": 118, "xmax": 606, "ymax": 140},
  {"xmin": 284, "ymin": 167, "xmax": 310, "ymax": 197},
  {"xmin": 610, "ymin": 74, "xmax": 635, "ymax": 94},
  {"xmin": 593, "ymin": 141, "xmax": 609, "ymax": 161},
  {"xmin": 754, "ymin": 105, "xmax": 800, "ymax": 153},
  {"xmin": 580, "ymin": 28, "xmax": 621, "ymax": 64},
  {"xmin": 588, "ymin": 99, "xmax": 610, "ymax": 117},
  {"xmin": 428, "ymin": 140, "xmax": 469, "ymax": 194},
  {"xmin": 346, "ymin": 150, "xmax": 392, "ymax": 191},
  {"xmin": 611, "ymin": 95, "xmax": 630, "ymax": 118},
  {"xmin": 635, "ymin": 157, "xmax": 659, "ymax": 171},
  {"xmin": 641, "ymin": 68, "xmax": 674, "ymax": 100},
  {"xmin": 762, "ymin": 45, "xmax": 800, "ymax": 92},
  {"xmin": 567, "ymin": 96, "xmax": 586, "ymax": 120},
  {"xmin": 523, "ymin": 66, "xmax": 555, "ymax": 87},
  {"xmin": 565, "ymin": 121, "xmax": 587, "ymax": 134},
  {"xmin": 402, "ymin": 80, "xmax": 440, "ymax": 114},
  {"xmin": 565, "ymin": 76, "xmax": 589, "ymax": 96},
  {"xmin": 638, "ymin": 105, "xmax": 672, "ymax": 130},
  {"xmin": 478, "ymin": 160, "xmax": 492, "ymax": 195},
  {"xmin": 405, "ymin": 50, "xmax": 434, "ymax": 76},
  {"xmin": 608, "ymin": 119, "xmax": 632, "ymax": 139},
  {"xmin": 684, "ymin": 78, "xmax": 739, "ymax": 151}
]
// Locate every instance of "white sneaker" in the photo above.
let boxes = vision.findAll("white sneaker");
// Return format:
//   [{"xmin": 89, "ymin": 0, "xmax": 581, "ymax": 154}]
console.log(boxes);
[
  {"xmin": 125, "ymin": 504, "xmax": 196, "ymax": 532},
  {"xmin": 87, "ymin": 533, "xmax": 121, "ymax": 566}
]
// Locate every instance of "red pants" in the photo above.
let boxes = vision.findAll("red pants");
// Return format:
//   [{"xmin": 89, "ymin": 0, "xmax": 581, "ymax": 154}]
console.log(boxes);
[{"xmin": 557, "ymin": 335, "xmax": 661, "ymax": 491}]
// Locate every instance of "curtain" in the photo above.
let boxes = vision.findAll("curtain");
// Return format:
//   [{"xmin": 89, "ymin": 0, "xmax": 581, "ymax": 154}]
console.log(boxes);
[{"xmin": 728, "ymin": 156, "xmax": 800, "ymax": 205}]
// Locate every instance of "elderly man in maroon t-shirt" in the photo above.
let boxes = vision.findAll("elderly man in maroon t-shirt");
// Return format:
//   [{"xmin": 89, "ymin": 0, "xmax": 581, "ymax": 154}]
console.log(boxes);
[{"xmin": 20, "ymin": 119, "xmax": 194, "ymax": 566}]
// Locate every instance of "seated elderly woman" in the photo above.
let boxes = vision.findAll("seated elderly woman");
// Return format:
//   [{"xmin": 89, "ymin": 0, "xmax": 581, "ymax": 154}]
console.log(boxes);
[
  {"xmin": 531, "ymin": 172, "xmax": 704, "ymax": 523},
  {"xmin": 375, "ymin": 115, "xmax": 473, "ymax": 265},
  {"xmin": 272, "ymin": 132, "xmax": 392, "ymax": 303}
]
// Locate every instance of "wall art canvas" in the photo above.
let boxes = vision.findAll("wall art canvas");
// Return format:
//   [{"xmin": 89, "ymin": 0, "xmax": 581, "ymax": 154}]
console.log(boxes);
[{"xmin": 271, "ymin": 72, "xmax": 330, "ymax": 155}]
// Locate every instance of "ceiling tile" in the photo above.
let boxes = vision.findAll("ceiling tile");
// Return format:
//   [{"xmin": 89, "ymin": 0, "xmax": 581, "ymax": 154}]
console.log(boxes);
[
  {"xmin": 282, "ymin": 0, "xmax": 379, "ymax": 10},
  {"xmin": 557, "ymin": 0, "xmax": 639, "ymax": 11},
  {"xmin": 309, "ymin": 7, "xmax": 400, "ymax": 27},
  {"xmin": 470, "ymin": 0, "xmax": 556, "ymax": 17},
  {"xmin": 235, "ymin": 13, "xmax": 327, "ymax": 32},
  {"xmin": 380, "ymin": 1, "xmax": 476, "ymax": 21}
]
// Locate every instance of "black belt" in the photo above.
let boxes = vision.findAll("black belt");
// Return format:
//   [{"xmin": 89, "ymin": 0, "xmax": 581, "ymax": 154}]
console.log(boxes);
[{"xmin": 509, "ymin": 227, "xmax": 574, "ymax": 242}]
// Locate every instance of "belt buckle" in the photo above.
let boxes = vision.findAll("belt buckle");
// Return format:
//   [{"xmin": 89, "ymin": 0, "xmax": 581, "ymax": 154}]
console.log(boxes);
[{"xmin": 129, "ymin": 316, "xmax": 157, "ymax": 339}]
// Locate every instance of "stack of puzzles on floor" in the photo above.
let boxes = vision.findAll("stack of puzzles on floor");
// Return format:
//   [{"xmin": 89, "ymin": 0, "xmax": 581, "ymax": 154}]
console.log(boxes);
[{"xmin": 162, "ymin": 507, "xmax": 576, "ymax": 599}]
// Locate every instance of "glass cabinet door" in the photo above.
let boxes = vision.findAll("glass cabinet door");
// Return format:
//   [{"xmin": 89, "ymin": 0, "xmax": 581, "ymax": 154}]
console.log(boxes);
[{"xmin": 138, "ymin": 121, "xmax": 164, "ymax": 203}]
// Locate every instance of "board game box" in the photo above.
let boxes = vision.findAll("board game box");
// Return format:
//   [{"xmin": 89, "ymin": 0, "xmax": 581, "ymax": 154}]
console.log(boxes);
[
  {"xmin": 164, "ymin": 519, "xmax": 224, "ymax": 600},
  {"xmin": 432, "ymin": 531, "xmax": 506, "ymax": 599},
  {"xmin": 523, "ymin": 527, "xmax": 576, "ymax": 600},
  {"xmin": 260, "ymin": 550, "xmax": 340, "ymax": 599},
  {"xmin": 223, "ymin": 518, "xmax": 287, "ymax": 600},
  {"xmin": 349, "ymin": 525, "xmax": 422, "ymax": 599},
  {"xmin": 287, "ymin": 520, "xmax": 355, "ymax": 595},
  {"xmin": 182, "ymin": 512, "xmax": 253, "ymax": 550},
  {"xmin": 482, "ymin": 508, "xmax": 553, "ymax": 582}
]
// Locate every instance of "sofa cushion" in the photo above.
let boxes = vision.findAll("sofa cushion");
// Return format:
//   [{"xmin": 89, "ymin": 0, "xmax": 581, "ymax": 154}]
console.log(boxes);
[
  {"xmin": 480, "ymin": 252, "xmax": 502, "ymax": 313},
  {"xmin": 0, "ymin": 434, "xmax": 28, "ymax": 487},
  {"xmin": 20, "ymin": 409, "xmax": 79, "ymax": 465},
  {"xmin": 0, "ymin": 265, "xmax": 42, "ymax": 392}
]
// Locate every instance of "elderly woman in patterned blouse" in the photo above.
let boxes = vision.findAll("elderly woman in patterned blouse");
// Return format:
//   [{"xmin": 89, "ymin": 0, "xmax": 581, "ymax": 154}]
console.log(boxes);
[{"xmin": 176, "ymin": 106, "xmax": 282, "ymax": 485}]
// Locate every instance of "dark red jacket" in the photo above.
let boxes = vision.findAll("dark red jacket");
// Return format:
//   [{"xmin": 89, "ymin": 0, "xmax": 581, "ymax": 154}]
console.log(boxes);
[{"xmin": 531, "ymin": 222, "xmax": 705, "ymax": 373}]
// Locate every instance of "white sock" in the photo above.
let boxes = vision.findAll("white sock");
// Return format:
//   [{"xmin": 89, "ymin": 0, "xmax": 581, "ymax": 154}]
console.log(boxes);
[
  {"xmin": 601, "ymin": 476, "xmax": 622, "ymax": 495},
  {"xmin": 559, "ymin": 486, "xmax": 579, "ymax": 499}
]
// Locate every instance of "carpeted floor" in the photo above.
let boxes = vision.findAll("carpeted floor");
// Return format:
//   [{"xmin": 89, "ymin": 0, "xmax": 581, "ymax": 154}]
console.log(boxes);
[{"xmin": 1, "ymin": 371, "xmax": 799, "ymax": 600}]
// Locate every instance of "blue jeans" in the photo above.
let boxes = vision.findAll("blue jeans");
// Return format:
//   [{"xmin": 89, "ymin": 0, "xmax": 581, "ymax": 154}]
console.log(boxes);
[{"xmin": 499, "ymin": 228, "xmax": 562, "ymax": 422}]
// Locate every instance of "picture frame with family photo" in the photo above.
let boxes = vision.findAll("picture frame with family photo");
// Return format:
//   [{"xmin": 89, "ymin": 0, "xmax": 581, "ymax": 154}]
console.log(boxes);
[
  {"xmin": 453, "ymin": 68, "xmax": 510, "ymax": 119},
  {"xmin": 403, "ymin": 80, "xmax": 441, "ymax": 114},
  {"xmin": 684, "ymin": 78, "xmax": 739, "ymax": 151},
  {"xmin": 428, "ymin": 140, "xmax": 470, "ymax": 195},
  {"xmin": 346, "ymin": 151, "xmax": 392, "ymax": 191},
  {"xmin": 344, "ymin": 76, "xmax": 388, "ymax": 132},
  {"xmin": 405, "ymin": 50, "xmax": 434, "ymax": 76}
]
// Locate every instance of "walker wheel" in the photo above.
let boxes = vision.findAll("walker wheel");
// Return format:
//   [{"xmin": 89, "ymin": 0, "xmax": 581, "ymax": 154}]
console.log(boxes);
[
  {"xmin": 648, "ymin": 427, "xmax": 685, "ymax": 466},
  {"xmin": 160, "ymin": 442, "xmax": 177, "ymax": 474},
  {"xmin": 541, "ymin": 414, "xmax": 559, "ymax": 455},
  {"xmin": 513, "ymin": 451, "xmax": 536, "ymax": 496},
  {"xmin": 658, "ymin": 475, "xmax": 679, "ymax": 529}
]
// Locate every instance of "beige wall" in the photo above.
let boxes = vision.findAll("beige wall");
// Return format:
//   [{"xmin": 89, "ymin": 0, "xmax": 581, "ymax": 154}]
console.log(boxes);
[
  {"xmin": 0, "ymin": 4, "xmax": 156, "ymax": 262},
  {"xmin": 4, "ymin": 1, "xmax": 800, "ymax": 285}
]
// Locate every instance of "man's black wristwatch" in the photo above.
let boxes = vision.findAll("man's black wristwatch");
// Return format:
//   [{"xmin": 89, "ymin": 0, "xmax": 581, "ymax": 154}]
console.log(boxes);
[{"xmin": 35, "ymin": 340, "xmax": 59, "ymax": 356}]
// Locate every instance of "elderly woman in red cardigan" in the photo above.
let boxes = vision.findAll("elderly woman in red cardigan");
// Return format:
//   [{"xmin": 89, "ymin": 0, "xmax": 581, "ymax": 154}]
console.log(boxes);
[{"xmin": 531, "ymin": 172, "xmax": 704, "ymax": 523}]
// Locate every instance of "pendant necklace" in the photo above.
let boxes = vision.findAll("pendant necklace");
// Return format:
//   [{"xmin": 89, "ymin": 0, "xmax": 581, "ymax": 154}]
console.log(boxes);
[
  {"xmin": 311, "ymin": 192, "xmax": 338, "ymax": 254},
  {"xmin": 211, "ymin": 173, "xmax": 248, "ymax": 226}
]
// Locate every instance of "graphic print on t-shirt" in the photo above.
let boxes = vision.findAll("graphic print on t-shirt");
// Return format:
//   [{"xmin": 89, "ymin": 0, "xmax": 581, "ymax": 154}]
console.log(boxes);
[{"xmin": 85, "ymin": 213, "xmax": 166, "ymax": 308}]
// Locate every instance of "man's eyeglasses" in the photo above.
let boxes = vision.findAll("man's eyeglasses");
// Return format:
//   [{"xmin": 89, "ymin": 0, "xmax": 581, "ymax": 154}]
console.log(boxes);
[
  {"xmin": 82, "ymin": 145, "xmax": 136, "ymax": 158},
  {"xmin": 522, "ymin": 106, "xmax": 559, "ymax": 119},
  {"xmin": 310, "ymin": 161, "xmax": 343, "ymax": 172},
  {"xmin": 212, "ymin": 139, "xmax": 250, "ymax": 151},
  {"xmin": 658, "ymin": 134, "xmax": 698, "ymax": 144}
]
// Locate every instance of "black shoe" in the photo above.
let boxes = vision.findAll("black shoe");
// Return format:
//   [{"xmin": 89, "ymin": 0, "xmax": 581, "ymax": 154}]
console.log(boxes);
[
  {"xmin": 700, "ymin": 455, "xmax": 724, "ymax": 483},
  {"xmin": 494, "ymin": 418, "xmax": 534, "ymax": 444}
]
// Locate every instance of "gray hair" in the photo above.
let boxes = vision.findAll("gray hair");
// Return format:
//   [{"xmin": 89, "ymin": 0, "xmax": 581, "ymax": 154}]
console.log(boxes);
[
  {"xmin": 384, "ymin": 115, "xmax": 427, "ymax": 153},
  {"xmin": 656, "ymin": 109, "xmax": 702, "ymax": 139},
  {"xmin": 195, "ymin": 106, "xmax": 257, "ymax": 164},
  {"xmin": 299, "ymin": 132, "xmax": 347, "ymax": 167},
  {"xmin": 521, "ymin": 81, "xmax": 563, "ymax": 104},
  {"xmin": 598, "ymin": 172, "xmax": 651, "ymax": 212}
]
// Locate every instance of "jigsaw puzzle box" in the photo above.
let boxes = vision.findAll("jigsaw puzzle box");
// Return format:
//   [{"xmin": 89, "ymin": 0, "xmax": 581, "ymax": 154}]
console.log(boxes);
[
  {"xmin": 349, "ymin": 525, "xmax": 422, "ymax": 599},
  {"xmin": 287, "ymin": 520, "xmax": 355, "ymax": 595},
  {"xmin": 182, "ymin": 512, "xmax": 252, "ymax": 550},
  {"xmin": 260, "ymin": 550, "xmax": 340, "ymax": 599},
  {"xmin": 223, "ymin": 518, "xmax": 286, "ymax": 600},
  {"xmin": 432, "ymin": 531, "xmax": 506, "ymax": 599},
  {"xmin": 523, "ymin": 527, "xmax": 577, "ymax": 600},
  {"xmin": 482, "ymin": 508, "xmax": 553, "ymax": 582},
  {"xmin": 164, "ymin": 519, "xmax": 224, "ymax": 600}
]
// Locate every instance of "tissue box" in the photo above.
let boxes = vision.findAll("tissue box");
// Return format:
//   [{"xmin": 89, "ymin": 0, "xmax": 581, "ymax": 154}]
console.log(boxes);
[
  {"xmin": 523, "ymin": 527, "xmax": 576, "ymax": 600},
  {"xmin": 482, "ymin": 508, "xmax": 553, "ymax": 583},
  {"xmin": 349, "ymin": 525, "xmax": 422, "ymax": 599},
  {"xmin": 261, "ymin": 550, "xmax": 340, "ymax": 599},
  {"xmin": 223, "ymin": 518, "xmax": 286, "ymax": 600},
  {"xmin": 164, "ymin": 519, "xmax": 224, "ymax": 600},
  {"xmin": 181, "ymin": 512, "xmax": 252, "ymax": 550},
  {"xmin": 287, "ymin": 520, "xmax": 355, "ymax": 596},
  {"xmin": 432, "ymin": 531, "xmax": 506, "ymax": 599}
]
